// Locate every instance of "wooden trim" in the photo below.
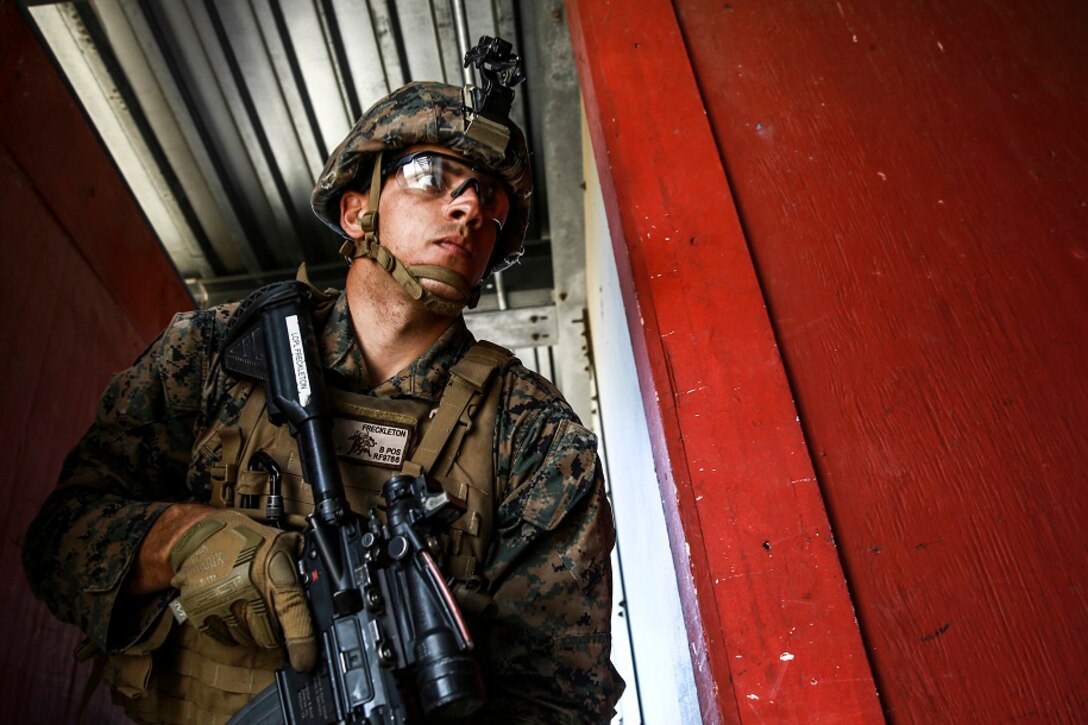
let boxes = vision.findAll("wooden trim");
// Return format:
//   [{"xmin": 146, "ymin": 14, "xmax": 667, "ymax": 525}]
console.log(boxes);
[{"xmin": 566, "ymin": 1, "xmax": 884, "ymax": 721}]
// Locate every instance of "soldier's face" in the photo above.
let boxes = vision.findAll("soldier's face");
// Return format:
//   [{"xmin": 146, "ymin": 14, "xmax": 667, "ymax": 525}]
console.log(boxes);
[{"xmin": 374, "ymin": 144, "xmax": 506, "ymax": 296}]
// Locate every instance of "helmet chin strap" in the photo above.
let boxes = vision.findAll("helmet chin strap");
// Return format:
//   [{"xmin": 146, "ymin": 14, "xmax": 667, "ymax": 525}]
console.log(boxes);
[{"xmin": 339, "ymin": 151, "xmax": 481, "ymax": 316}]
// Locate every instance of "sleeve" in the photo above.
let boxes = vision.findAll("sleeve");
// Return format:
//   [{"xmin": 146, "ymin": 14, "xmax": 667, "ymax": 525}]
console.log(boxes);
[
  {"xmin": 22, "ymin": 309, "xmax": 221, "ymax": 653},
  {"xmin": 474, "ymin": 370, "xmax": 625, "ymax": 723}
]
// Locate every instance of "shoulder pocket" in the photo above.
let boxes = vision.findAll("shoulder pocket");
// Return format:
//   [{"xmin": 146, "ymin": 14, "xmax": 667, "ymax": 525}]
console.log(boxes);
[
  {"xmin": 503, "ymin": 418, "xmax": 599, "ymax": 532},
  {"xmin": 158, "ymin": 311, "xmax": 214, "ymax": 413}
]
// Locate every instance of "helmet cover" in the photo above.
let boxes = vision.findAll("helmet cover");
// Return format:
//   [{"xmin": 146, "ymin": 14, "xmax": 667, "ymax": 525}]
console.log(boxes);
[{"xmin": 311, "ymin": 81, "xmax": 532, "ymax": 274}]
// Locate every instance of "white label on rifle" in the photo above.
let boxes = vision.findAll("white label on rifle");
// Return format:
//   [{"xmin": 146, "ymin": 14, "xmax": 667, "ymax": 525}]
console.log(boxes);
[
  {"xmin": 286, "ymin": 315, "xmax": 311, "ymax": 406},
  {"xmin": 333, "ymin": 418, "xmax": 411, "ymax": 469}
]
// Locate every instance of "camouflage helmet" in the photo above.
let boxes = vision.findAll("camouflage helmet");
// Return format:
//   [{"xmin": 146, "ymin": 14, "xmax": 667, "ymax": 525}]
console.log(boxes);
[{"xmin": 311, "ymin": 81, "xmax": 532, "ymax": 276}]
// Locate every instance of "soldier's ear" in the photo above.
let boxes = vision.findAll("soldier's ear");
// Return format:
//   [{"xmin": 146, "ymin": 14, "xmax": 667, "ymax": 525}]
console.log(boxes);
[{"xmin": 339, "ymin": 190, "xmax": 369, "ymax": 238}]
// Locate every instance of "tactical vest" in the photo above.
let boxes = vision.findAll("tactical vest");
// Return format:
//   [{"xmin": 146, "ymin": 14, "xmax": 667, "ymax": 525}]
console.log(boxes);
[{"xmin": 98, "ymin": 337, "xmax": 515, "ymax": 724}]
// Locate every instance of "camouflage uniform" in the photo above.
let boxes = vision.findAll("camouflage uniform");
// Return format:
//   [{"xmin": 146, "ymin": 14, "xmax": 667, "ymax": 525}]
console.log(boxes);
[{"xmin": 24, "ymin": 290, "xmax": 623, "ymax": 723}]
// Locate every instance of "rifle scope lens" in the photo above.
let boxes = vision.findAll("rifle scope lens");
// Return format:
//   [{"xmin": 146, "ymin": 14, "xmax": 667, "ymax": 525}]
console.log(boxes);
[{"xmin": 415, "ymin": 635, "xmax": 484, "ymax": 718}]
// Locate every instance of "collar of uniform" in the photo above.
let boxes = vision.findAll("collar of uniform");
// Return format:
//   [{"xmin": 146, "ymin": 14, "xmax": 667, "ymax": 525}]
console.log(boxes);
[
  {"xmin": 320, "ymin": 290, "xmax": 476, "ymax": 401},
  {"xmin": 321, "ymin": 291, "xmax": 368, "ymax": 390},
  {"xmin": 373, "ymin": 318, "xmax": 475, "ymax": 401}
]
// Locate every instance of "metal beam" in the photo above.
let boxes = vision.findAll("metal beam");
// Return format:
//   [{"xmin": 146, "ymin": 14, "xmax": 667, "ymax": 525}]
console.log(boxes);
[
  {"xmin": 110, "ymin": 0, "xmax": 253, "ymax": 273},
  {"xmin": 27, "ymin": 3, "xmax": 214, "ymax": 277},
  {"xmin": 463, "ymin": 304, "xmax": 558, "ymax": 349},
  {"xmin": 525, "ymin": 0, "xmax": 592, "ymax": 420}
]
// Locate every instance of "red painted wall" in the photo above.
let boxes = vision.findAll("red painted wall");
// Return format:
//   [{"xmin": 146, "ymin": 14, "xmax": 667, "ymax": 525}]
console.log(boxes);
[
  {"xmin": 569, "ymin": 1, "xmax": 882, "ymax": 722},
  {"xmin": 0, "ymin": 4, "xmax": 192, "ymax": 721},
  {"xmin": 674, "ymin": 0, "xmax": 1088, "ymax": 721},
  {"xmin": 575, "ymin": 0, "xmax": 1086, "ymax": 722}
]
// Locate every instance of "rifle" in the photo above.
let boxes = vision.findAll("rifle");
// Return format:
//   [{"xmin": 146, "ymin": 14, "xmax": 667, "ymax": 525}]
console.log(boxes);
[{"xmin": 220, "ymin": 281, "xmax": 483, "ymax": 723}]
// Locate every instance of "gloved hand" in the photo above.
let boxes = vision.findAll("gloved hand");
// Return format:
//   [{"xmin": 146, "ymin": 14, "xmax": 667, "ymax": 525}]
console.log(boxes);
[{"xmin": 168, "ymin": 510, "xmax": 317, "ymax": 672}]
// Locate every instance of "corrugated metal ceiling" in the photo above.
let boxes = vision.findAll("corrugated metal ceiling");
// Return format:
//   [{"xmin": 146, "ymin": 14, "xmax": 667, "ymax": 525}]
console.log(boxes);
[{"xmin": 25, "ymin": 0, "xmax": 557, "ymax": 307}]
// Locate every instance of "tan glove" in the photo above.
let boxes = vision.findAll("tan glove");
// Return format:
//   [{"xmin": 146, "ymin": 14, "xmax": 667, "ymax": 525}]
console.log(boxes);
[{"xmin": 168, "ymin": 510, "xmax": 317, "ymax": 672}]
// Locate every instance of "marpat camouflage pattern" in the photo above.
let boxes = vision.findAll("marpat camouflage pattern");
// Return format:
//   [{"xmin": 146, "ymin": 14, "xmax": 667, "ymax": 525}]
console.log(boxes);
[{"xmin": 24, "ymin": 291, "xmax": 623, "ymax": 723}]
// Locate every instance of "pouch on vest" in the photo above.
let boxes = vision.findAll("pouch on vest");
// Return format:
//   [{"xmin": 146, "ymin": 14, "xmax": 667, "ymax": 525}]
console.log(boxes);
[{"xmin": 199, "ymin": 339, "xmax": 514, "ymax": 595}]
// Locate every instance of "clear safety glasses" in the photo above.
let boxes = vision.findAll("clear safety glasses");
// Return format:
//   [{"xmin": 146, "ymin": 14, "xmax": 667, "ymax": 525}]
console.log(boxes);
[{"xmin": 382, "ymin": 151, "xmax": 511, "ymax": 223}]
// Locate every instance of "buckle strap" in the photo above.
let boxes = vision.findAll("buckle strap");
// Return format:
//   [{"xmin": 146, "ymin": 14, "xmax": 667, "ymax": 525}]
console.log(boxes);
[
  {"xmin": 337, "ymin": 149, "xmax": 473, "ymax": 316},
  {"xmin": 406, "ymin": 341, "xmax": 514, "ymax": 475},
  {"xmin": 455, "ymin": 340, "xmax": 513, "ymax": 387},
  {"xmin": 410, "ymin": 373, "xmax": 477, "ymax": 475}
]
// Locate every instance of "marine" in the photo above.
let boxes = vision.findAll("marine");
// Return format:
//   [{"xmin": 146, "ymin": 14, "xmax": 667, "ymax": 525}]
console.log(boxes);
[{"xmin": 24, "ymin": 39, "xmax": 623, "ymax": 724}]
